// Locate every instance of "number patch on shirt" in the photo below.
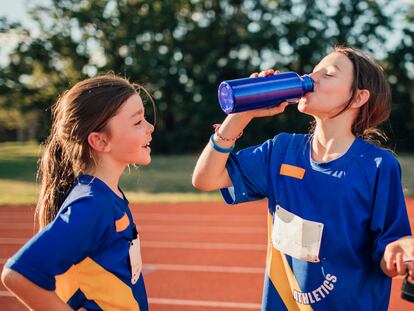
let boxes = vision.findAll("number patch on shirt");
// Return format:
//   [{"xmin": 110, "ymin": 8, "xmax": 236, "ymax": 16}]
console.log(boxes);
[
  {"xmin": 129, "ymin": 236, "xmax": 143, "ymax": 284},
  {"xmin": 272, "ymin": 205, "xmax": 324, "ymax": 262},
  {"xmin": 279, "ymin": 164, "xmax": 306, "ymax": 179}
]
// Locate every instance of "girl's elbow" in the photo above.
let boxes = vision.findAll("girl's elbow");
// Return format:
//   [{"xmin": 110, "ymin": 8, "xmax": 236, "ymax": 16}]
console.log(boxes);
[
  {"xmin": 192, "ymin": 176, "xmax": 206, "ymax": 191},
  {"xmin": 192, "ymin": 176, "xmax": 214, "ymax": 191}
]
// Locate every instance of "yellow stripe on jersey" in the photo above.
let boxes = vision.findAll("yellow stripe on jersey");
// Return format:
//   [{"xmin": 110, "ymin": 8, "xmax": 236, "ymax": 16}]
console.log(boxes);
[
  {"xmin": 56, "ymin": 257, "xmax": 140, "ymax": 310},
  {"xmin": 266, "ymin": 213, "xmax": 300, "ymax": 310},
  {"xmin": 55, "ymin": 265, "xmax": 80, "ymax": 302},
  {"xmin": 115, "ymin": 213, "xmax": 130, "ymax": 232},
  {"xmin": 280, "ymin": 164, "xmax": 306, "ymax": 179},
  {"xmin": 76, "ymin": 257, "xmax": 140, "ymax": 310},
  {"xmin": 281, "ymin": 253, "xmax": 313, "ymax": 311},
  {"xmin": 267, "ymin": 213, "xmax": 313, "ymax": 311}
]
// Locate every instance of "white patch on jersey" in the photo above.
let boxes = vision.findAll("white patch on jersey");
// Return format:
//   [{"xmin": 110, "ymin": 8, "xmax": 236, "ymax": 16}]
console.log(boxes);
[
  {"xmin": 129, "ymin": 235, "xmax": 143, "ymax": 284},
  {"xmin": 272, "ymin": 204, "xmax": 324, "ymax": 262}
]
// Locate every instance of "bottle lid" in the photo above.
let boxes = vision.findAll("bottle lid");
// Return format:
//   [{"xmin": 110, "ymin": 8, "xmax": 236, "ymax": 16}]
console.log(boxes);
[
  {"xmin": 218, "ymin": 82, "xmax": 235, "ymax": 114},
  {"xmin": 302, "ymin": 75, "xmax": 314, "ymax": 93}
]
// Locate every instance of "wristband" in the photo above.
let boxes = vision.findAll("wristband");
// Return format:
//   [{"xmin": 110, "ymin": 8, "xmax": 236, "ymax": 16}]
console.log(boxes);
[
  {"xmin": 210, "ymin": 134, "xmax": 234, "ymax": 153},
  {"xmin": 213, "ymin": 124, "xmax": 243, "ymax": 141}
]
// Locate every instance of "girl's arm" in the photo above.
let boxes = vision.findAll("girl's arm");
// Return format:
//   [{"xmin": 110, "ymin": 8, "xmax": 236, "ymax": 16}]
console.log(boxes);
[
  {"xmin": 192, "ymin": 112, "xmax": 252, "ymax": 191},
  {"xmin": 193, "ymin": 70, "xmax": 289, "ymax": 191},
  {"xmin": 1, "ymin": 268, "xmax": 74, "ymax": 311},
  {"xmin": 192, "ymin": 102, "xmax": 288, "ymax": 191}
]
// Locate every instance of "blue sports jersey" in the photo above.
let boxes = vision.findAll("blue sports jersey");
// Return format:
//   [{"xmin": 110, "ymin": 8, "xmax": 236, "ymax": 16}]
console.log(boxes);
[
  {"xmin": 5, "ymin": 175, "xmax": 148, "ymax": 310},
  {"xmin": 221, "ymin": 133, "xmax": 411, "ymax": 311}
]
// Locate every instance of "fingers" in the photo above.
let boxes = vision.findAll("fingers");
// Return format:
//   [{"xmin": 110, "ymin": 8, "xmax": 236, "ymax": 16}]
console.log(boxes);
[
  {"xmin": 395, "ymin": 252, "xmax": 406, "ymax": 275},
  {"xmin": 385, "ymin": 244, "xmax": 398, "ymax": 273},
  {"xmin": 402, "ymin": 237, "xmax": 414, "ymax": 260},
  {"xmin": 258, "ymin": 101, "xmax": 289, "ymax": 117},
  {"xmin": 260, "ymin": 69, "xmax": 274, "ymax": 77},
  {"xmin": 406, "ymin": 260, "xmax": 414, "ymax": 280},
  {"xmin": 383, "ymin": 236, "xmax": 414, "ymax": 277},
  {"xmin": 278, "ymin": 101, "xmax": 289, "ymax": 111},
  {"xmin": 250, "ymin": 69, "xmax": 280, "ymax": 78}
]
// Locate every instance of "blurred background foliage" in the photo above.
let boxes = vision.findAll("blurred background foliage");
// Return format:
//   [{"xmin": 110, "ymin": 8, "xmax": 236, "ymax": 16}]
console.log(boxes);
[{"xmin": 0, "ymin": 0, "xmax": 413, "ymax": 153}]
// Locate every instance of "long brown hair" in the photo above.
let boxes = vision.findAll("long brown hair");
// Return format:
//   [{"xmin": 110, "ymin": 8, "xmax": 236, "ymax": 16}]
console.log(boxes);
[
  {"xmin": 310, "ymin": 46, "xmax": 392, "ymax": 147},
  {"xmin": 36, "ymin": 74, "xmax": 154, "ymax": 229}
]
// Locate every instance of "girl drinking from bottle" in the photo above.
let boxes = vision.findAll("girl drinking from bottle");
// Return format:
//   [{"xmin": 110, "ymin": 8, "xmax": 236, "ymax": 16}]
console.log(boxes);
[
  {"xmin": 192, "ymin": 46, "xmax": 412, "ymax": 310},
  {"xmin": 1, "ymin": 75, "xmax": 154, "ymax": 310}
]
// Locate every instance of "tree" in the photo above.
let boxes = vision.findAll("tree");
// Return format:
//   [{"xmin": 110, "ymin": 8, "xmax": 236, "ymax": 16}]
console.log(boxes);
[{"xmin": 0, "ymin": 0, "xmax": 412, "ymax": 152}]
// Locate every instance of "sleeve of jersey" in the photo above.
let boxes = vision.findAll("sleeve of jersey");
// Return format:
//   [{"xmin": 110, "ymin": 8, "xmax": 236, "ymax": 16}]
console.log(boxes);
[
  {"xmin": 4, "ymin": 197, "xmax": 112, "ymax": 291},
  {"xmin": 370, "ymin": 155, "xmax": 412, "ymax": 265},
  {"xmin": 221, "ymin": 137, "xmax": 275, "ymax": 205}
]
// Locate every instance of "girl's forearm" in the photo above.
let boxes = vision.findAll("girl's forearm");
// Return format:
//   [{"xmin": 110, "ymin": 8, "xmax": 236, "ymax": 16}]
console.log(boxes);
[
  {"xmin": 1, "ymin": 268, "xmax": 73, "ymax": 311},
  {"xmin": 192, "ymin": 113, "xmax": 252, "ymax": 191}
]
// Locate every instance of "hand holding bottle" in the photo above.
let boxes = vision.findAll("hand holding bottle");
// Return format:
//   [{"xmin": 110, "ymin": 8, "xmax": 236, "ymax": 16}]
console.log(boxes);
[{"xmin": 218, "ymin": 69, "xmax": 314, "ymax": 115}]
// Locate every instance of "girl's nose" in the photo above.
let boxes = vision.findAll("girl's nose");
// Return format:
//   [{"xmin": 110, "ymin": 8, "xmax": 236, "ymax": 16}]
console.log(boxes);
[
  {"xmin": 147, "ymin": 121, "xmax": 155, "ymax": 134},
  {"xmin": 309, "ymin": 71, "xmax": 318, "ymax": 82},
  {"xmin": 310, "ymin": 69, "xmax": 322, "ymax": 82}
]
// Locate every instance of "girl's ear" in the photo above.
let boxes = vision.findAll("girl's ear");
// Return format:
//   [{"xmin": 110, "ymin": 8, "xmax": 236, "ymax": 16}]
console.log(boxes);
[
  {"xmin": 87, "ymin": 132, "xmax": 111, "ymax": 153},
  {"xmin": 351, "ymin": 89, "xmax": 370, "ymax": 108}
]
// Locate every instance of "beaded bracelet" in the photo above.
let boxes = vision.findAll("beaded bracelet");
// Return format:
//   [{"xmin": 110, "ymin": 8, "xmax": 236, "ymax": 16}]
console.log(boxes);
[
  {"xmin": 210, "ymin": 134, "xmax": 234, "ymax": 153},
  {"xmin": 212, "ymin": 124, "xmax": 243, "ymax": 142}
]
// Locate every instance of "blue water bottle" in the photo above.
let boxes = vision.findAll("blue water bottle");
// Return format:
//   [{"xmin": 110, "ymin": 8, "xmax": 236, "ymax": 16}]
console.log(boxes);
[{"xmin": 218, "ymin": 72, "xmax": 314, "ymax": 114}]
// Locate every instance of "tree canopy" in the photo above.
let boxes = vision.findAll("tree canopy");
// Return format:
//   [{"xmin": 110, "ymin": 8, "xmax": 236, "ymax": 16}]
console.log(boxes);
[{"xmin": 0, "ymin": 0, "xmax": 413, "ymax": 152}]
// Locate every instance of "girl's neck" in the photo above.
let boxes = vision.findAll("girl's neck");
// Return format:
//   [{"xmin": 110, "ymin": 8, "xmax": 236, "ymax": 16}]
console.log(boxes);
[
  {"xmin": 85, "ymin": 160, "xmax": 125, "ymax": 199},
  {"xmin": 311, "ymin": 119, "xmax": 356, "ymax": 163}
]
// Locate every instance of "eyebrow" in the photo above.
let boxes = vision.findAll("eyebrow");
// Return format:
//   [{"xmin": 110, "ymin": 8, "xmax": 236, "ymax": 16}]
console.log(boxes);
[
  {"xmin": 130, "ymin": 108, "xmax": 144, "ymax": 118},
  {"xmin": 314, "ymin": 64, "xmax": 342, "ymax": 73},
  {"xmin": 332, "ymin": 64, "xmax": 342, "ymax": 72}
]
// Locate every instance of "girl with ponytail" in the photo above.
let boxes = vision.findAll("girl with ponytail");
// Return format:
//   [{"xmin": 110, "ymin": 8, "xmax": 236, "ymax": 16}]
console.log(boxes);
[{"xmin": 2, "ymin": 74, "xmax": 155, "ymax": 310}]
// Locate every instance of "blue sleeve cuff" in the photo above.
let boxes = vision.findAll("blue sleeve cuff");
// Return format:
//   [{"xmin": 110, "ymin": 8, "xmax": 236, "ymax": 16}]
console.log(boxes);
[
  {"xmin": 5, "ymin": 258, "xmax": 56, "ymax": 291},
  {"xmin": 220, "ymin": 156, "xmax": 265, "ymax": 205},
  {"xmin": 220, "ymin": 186, "xmax": 237, "ymax": 205}
]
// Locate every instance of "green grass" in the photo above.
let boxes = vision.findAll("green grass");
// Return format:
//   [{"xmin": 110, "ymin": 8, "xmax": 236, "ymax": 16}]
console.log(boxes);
[
  {"xmin": 399, "ymin": 153, "xmax": 414, "ymax": 196},
  {"xmin": 0, "ymin": 142, "xmax": 413, "ymax": 205},
  {"xmin": 0, "ymin": 141, "xmax": 219, "ymax": 205}
]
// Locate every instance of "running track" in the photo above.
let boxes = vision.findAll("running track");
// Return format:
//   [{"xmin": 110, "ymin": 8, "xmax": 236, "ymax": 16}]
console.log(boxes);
[{"xmin": 1, "ymin": 199, "xmax": 413, "ymax": 310}]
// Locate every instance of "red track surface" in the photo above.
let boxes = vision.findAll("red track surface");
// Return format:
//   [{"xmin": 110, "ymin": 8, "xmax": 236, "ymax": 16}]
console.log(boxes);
[{"xmin": 0, "ymin": 198, "xmax": 413, "ymax": 310}]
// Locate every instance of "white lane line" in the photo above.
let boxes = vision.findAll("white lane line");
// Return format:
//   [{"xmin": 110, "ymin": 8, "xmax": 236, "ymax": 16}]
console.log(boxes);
[
  {"xmin": 142, "ymin": 241, "xmax": 266, "ymax": 250},
  {"xmin": 0, "ymin": 224, "xmax": 266, "ymax": 234},
  {"xmin": 0, "ymin": 238, "xmax": 266, "ymax": 251},
  {"xmin": 0, "ymin": 223, "xmax": 36, "ymax": 230},
  {"xmin": 0, "ymin": 260, "xmax": 264, "ymax": 274},
  {"xmin": 0, "ymin": 290, "xmax": 13, "ymax": 297},
  {"xmin": 144, "ymin": 263, "xmax": 263, "ymax": 274},
  {"xmin": 0, "ymin": 259, "xmax": 262, "ymax": 274},
  {"xmin": 139, "ymin": 225, "xmax": 265, "ymax": 234},
  {"xmin": 148, "ymin": 298, "xmax": 261, "ymax": 309},
  {"xmin": 0, "ymin": 238, "xmax": 27, "ymax": 244},
  {"xmin": 0, "ymin": 292, "xmax": 261, "ymax": 309},
  {"xmin": 132, "ymin": 213, "xmax": 264, "ymax": 222}
]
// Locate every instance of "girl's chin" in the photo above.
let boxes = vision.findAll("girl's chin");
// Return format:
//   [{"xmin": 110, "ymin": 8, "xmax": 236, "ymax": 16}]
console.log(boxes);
[
  {"xmin": 139, "ymin": 157, "xmax": 151, "ymax": 165},
  {"xmin": 131, "ymin": 156, "xmax": 151, "ymax": 166},
  {"xmin": 297, "ymin": 102, "xmax": 315, "ymax": 117}
]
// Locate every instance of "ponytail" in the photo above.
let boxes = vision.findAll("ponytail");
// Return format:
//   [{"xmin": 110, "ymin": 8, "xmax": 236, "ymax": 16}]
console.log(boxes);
[{"xmin": 35, "ymin": 136, "xmax": 76, "ymax": 229}]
